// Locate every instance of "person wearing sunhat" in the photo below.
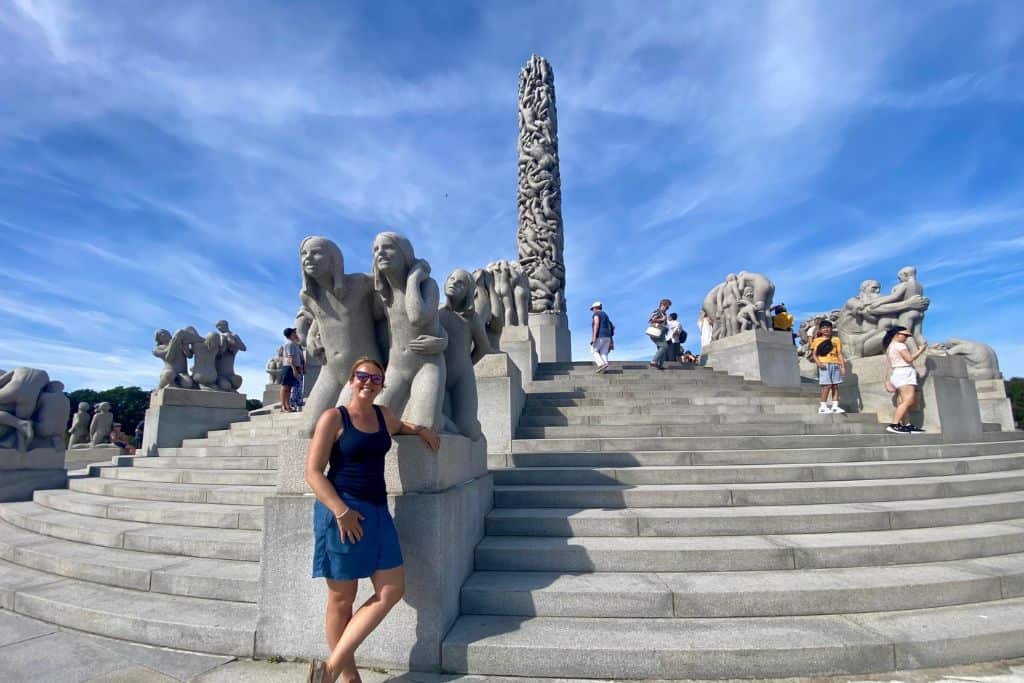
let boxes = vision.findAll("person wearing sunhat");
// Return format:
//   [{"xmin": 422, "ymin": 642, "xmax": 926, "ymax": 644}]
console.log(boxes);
[
  {"xmin": 590, "ymin": 301, "xmax": 614, "ymax": 373},
  {"xmin": 882, "ymin": 325, "xmax": 928, "ymax": 433}
]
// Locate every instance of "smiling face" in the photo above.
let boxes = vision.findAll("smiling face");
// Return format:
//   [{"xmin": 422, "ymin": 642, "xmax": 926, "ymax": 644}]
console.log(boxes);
[
  {"xmin": 348, "ymin": 360, "xmax": 386, "ymax": 401},
  {"xmin": 373, "ymin": 235, "xmax": 404, "ymax": 277},
  {"xmin": 301, "ymin": 239, "xmax": 332, "ymax": 278}
]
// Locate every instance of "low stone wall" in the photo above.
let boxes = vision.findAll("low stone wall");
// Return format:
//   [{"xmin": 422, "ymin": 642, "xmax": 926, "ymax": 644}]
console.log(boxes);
[
  {"xmin": 140, "ymin": 388, "xmax": 249, "ymax": 457},
  {"xmin": 702, "ymin": 329, "xmax": 800, "ymax": 387},
  {"xmin": 0, "ymin": 448, "xmax": 66, "ymax": 502}
]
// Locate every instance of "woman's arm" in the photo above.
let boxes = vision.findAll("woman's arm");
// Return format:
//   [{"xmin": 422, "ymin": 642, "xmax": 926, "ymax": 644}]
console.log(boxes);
[
  {"xmin": 381, "ymin": 406, "xmax": 441, "ymax": 451},
  {"xmin": 898, "ymin": 341, "xmax": 928, "ymax": 364},
  {"xmin": 304, "ymin": 410, "xmax": 347, "ymax": 516}
]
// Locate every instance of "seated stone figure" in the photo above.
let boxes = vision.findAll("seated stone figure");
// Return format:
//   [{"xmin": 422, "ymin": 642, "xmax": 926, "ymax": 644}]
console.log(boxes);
[
  {"xmin": 68, "ymin": 402, "xmax": 92, "ymax": 448},
  {"xmin": 33, "ymin": 381, "xmax": 70, "ymax": 451},
  {"xmin": 0, "ymin": 367, "xmax": 50, "ymax": 451},
  {"xmin": 931, "ymin": 338, "xmax": 1002, "ymax": 380},
  {"xmin": 89, "ymin": 402, "xmax": 115, "ymax": 446},
  {"xmin": 153, "ymin": 328, "xmax": 200, "ymax": 390},
  {"xmin": 214, "ymin": 320, "xmax": 246, "ymax": 391}
]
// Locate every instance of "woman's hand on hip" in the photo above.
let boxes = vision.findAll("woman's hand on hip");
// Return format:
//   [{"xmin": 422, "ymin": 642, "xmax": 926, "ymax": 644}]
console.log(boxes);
[{"xmin": 336, "ymin": 509, "xmax": 366, "ymax": 544}]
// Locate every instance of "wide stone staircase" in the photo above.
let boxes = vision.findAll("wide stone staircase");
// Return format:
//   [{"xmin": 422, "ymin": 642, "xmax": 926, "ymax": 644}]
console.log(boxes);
[
  {"xmin": 0, "ymin": 410, "xmax": 299, "ymax": 656},
  {"xmin": 441, "ymin": 361, "xmax": 1024, "ymax": 679}
]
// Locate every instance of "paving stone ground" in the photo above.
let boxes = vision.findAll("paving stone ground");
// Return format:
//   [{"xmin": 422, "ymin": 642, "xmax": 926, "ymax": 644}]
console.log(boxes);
[{"xmin": 4, "ymin": 607, "xmax": 1024, "ymax": 683}]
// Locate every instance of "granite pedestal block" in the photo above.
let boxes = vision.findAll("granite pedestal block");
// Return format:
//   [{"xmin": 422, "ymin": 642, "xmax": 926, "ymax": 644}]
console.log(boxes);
[
  {"xmin": 140, "ymin": 388, "xmax": 249, "ymax": 457},
  {"xmin": 258, "ymin": 434, "xmax": 492, "ymax": 672},
  {"xmin": 475, "ymin": 353, "xmax": 525, "ymax": 460},
  {"xmin": 975, "ymin": 379, "xmax": 1015, "ymax": 431},
  {"xmin": 702, "ymin": 329, "xmax": 800, "ymax": 387},
  {"xmin": 262, "ymin": 383, "xmax": 282, "ymax": 407},
  {"xmin": 498, "ymin": 325, "xmax": 537, "ymax": 389},
  {"xmin": 0, "ymin": 448, "xmax": 67, "ymax": 502},
  {"xmin": 529, "ymin": 312, "xmax": 571, "ymax": 363}
]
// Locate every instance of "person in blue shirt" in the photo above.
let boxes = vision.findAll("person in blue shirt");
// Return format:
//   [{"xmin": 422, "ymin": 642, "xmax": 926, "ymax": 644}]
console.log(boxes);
[{"xmin": 590, "ymin": 301, "xmax": 614, "ymax": 373}]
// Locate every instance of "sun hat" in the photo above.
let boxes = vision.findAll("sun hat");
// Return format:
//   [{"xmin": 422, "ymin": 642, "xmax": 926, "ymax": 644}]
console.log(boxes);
[{"xmin": 590, "ymin": 301, "xmax": 602, "ymax": 309}]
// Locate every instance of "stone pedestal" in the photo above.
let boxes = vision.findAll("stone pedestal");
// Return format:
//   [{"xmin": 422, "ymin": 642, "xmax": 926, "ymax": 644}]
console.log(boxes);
[
  {"xmin": 475, "ymin": 353, "xmax": 525, "ymax": 465},
  {"xmin": 975, "ymin": 379, "xmax": 1015, "ymax": 431},
  {"xmin": 140, "ymin": 388, "xmax": 249, "ymax": 457},
  {"xmin": 262, "ymin": 383, "xmax": 282, "ymax": 407},
  {"xmin": 499, "ymin": 325, "xmax": 537, "ymax": 388},
  {"xmin": 0, "ymin": 448, "xmax": 66, "ymax": 502},
  {"xmin": 528, "ymin": 312, "xmax": 571, "ymax": 363},
  {"xmin": 841, "ymin": 355, "xmax": 983, "ymax": 434},
  {"xmin": 702, "ymin": 329, "xmax": 800, "ymax": 387},
  {"xmin": 258, "ymin": 434, "xmax": 492, "ymax": 672}
]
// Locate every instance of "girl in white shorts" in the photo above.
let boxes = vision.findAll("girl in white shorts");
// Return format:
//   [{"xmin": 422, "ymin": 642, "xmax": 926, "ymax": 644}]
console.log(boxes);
[{"xmin": 884, "ymin": 327, "xmax": 928, "ymax": 433}]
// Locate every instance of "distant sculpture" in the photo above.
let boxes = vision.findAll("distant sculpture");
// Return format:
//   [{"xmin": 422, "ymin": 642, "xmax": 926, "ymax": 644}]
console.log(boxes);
[
  {"xmin": 33, "ymin": 381, "xmax": 70, "ymax": 451},
  {"xmin": 266, "ymin": 347, "xmax": 284, "ymax": 383},
  {"xmin": 701, "ymin": 271, "xmax": 775, "ymax": 341},
  {"xmin": 834, "ymin": 269, "xmax": 930, "ymax": 358},
  {"xmin": 215, "ymin": 320, "xmax": 246, "ymax": 391},
  {"xmin": 89, "ymin": 402, "xmax": 114, "ymax": 446},
  {"xmin": 296, "ymin": 235, "xmax": 385, "ymax": 436},
  {"xmin": 798, "ymin": 311, "xmax": 840, "ymax": 357},
  {"xmin": 471, "ymin": 259, "xmax": 531, "ymax": 349},
  {"xmin": 153, "ymin": 328, "xmax": 199, "ymax": 390},
  {"xmin": 68, "ymin": 402, "xmax": 91, "ymax": 448},
  {"xmin": 0, "ymin": 367, "xmax": 50, "ymax": 452},
  {"xmin": 931, "ymin": 339, "xmax": 1002, "ymax": 380},
  {"xmin": 189, "ymin": 327, "xmax": 222, "ymax": 390},
  {"xmin": 438, "ymin": 269, "xmax": 489, "ymax": 440},
  {"xmin": 372, "ymin": 232, "xmax": 447, "ymax": 431},
  {"xmin": 517, "ymin": 54, "xmax": 566, "ymax": 315}
]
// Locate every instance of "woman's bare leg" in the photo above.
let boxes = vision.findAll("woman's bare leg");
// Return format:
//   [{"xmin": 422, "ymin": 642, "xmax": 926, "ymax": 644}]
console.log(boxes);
[
  {"xmin": 892, "ymin": 386, "xmax": 916, "ymax": 424},
  {"xmin": 325, "ymin": 579, "xmax": 358, "ymax": 650},
  {"xmin": 325, "ymin": 566, "xmax": 406, "ymax": 682}
]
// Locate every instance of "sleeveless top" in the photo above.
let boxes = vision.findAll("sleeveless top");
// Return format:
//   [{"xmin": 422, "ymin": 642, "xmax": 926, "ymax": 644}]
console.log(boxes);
[
  {"xmin": 593, "ymin": 310, "xmax": 613, "ymax": 338},
  {"xmin": 887, "ymin": 341, "xmax": 911, "ymax": 369},
  {"xmin": 326, "ymin": 405, "xmax": 392, "ymax": 504}
]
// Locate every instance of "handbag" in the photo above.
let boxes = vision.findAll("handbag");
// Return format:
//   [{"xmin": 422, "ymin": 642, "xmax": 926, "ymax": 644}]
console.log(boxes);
[{"xmin": 645, "ymin": 325, "xmax": 663, "ymax": 339}]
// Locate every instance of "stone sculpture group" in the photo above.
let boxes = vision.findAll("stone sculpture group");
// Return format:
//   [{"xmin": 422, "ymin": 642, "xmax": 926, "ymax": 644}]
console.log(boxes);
[
  {"xmin": 472, "ymin": 259, "xmax": 530, "ymax": 350},
  {"xmin": 294, "ymin": 233, "xmax": 489, "ymax": 441},
  {"xmin": 0, "ymin": 367, "xmax": 70, "ymax": 453},
  {"xmin": 701, "ymin": 271, "xmax": 776, "ymax": 341},
  {"xmin": 152, "ymin": 320, "xmax": 246, "ymax": 392},
  {"xmin": 67, "ymin": 401, "xmax": 116, "ymax": 449}
]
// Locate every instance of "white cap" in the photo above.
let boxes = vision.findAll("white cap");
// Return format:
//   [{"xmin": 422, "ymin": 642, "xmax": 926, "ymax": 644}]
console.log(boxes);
[{"xmin": 590, "ymin": 301, "xmax": 602, "ymax": 309}]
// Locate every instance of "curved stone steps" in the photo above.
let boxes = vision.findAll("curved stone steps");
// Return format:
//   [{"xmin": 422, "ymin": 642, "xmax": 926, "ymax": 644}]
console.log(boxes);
[
  {"xmin": 99, "ymin": 467, "xmax": 276, "ymax": 486},
  {"xmin": 155, "ymin": 444, "xmax": 280, "ymax": 458},
  {"xmin": 516, "ymin": 421, "xmax": 879, "ymax": 439},
  {"xmin": 441, "ymin": 597, "xmax": 1024, "ymax": 679},
  {"xmin": 33, "ymin": 489, "xmax": 263, "ymax": 530},
  {"xmin": 519, "ymin": 412, "xmax": 879, "ymax": 427},
  {"xmin": 485, "ymin": 490, "xmax": 1024, "ymax": 537},
  {"xmin": 0, "ymin": 519, "xmax": 257, "ymax": 601},
  {"xmin": 525, "ymin": 394, "xmax": 826, "ymax": 408},
  {"xmin": 0, "ymin": 502, "xmax": 261, "ymax": 561},
  {"xmin": 0, "ymin": 560, "xmax": 257, "ymax": 656},
  {"xmin": 130, "ymin": 456, "xmax": 276, "ymax": 470},
  {"xmin": 474, "ymin": 519, "xmax": 1024, "ymax": 572},
  {"xmin": 69, "ymin": 476, "xmax": 273, "ymax": 506},
  {"xmin": 522, "ymin": 403, "xmax": 846, "ymax": 417},
  {"xmin": 181, "ymin": 434, "xmax": 288, "ymax": 447},
  {"xmin": 461, "ymin": 552, "xmax": 1024, "ymax": 618}
]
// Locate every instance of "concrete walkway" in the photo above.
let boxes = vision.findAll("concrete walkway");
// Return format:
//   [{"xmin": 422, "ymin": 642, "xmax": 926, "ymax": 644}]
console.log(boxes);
[{"xmin": 4, "ymin": 607, "xmax": 1024, "ymax": 683}]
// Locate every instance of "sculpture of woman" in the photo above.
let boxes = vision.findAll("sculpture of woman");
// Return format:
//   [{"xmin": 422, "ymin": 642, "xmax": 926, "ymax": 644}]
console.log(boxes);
[
  {"xmin": 372, "ymin": 232, "xmax": 447, "ymax": 431},
  {"xmin": 153, "ymin": 328, "xmax": 199, "ymax": 390},
  {"xmin": 188, "ymin": 327, "xmax": 222, "ymax": 390},
  {"xmin": 296, "ymin": 236, "xmax": 384, "ymax": 436},
  {"xmin": 214, "ymin": 320, "xmax": 246, "ymax": 391},
  {"xmin": 89, "ymin": 402, "xmax": 114, "ymax": 446},
  {"xmin": 438, "ymin": 269, "xmax": 490, "ymax": 440},
  {"xmin": 68, "ymin": 402, "xmax": 91, "ymax": 448}
]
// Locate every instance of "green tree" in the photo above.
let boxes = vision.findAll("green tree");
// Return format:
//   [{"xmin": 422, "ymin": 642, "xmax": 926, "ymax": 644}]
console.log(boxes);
[
  {"xmin": 66, "ymin": 386, "xmax": 150, "ymax": 435},
  {"xmin": 245, "ymin": 398, "xmax": 263, "ymax": 411},
  {"xmin": 1006, "ymin": 378, "xmax": 1024, "ymax": 429}
]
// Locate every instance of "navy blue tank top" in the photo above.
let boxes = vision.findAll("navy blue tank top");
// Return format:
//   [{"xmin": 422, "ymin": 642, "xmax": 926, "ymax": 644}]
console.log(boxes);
[{"xmin": 326, "ymin": 405, "xmax": 392, "ymax": 504}]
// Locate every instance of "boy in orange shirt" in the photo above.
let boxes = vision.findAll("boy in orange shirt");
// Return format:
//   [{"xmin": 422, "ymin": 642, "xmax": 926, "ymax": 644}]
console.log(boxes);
[{"xmin": 809, "ymin": 320, "xmax": 846, "ymax": 414}]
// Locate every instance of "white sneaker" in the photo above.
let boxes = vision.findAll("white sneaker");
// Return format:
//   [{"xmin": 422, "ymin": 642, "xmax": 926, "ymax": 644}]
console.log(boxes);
[
  {"xmin": 817, "ymin": 404, "xmax": 831, "ymax": 414},
  {"xmin": 830, "ymin": 405, "xmax": 846, "ymax": 414}
]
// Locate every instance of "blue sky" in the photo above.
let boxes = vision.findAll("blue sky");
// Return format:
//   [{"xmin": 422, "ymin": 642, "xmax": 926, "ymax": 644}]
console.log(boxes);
[{"xmin": 1, "ymin": 0, "xmax": 1022, "ymax": 394}]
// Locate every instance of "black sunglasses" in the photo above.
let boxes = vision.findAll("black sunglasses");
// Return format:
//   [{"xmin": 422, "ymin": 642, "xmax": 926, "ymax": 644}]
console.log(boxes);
[{"xmin": 354, "ymin": 371, "xmax": 384, "ymax": 385}]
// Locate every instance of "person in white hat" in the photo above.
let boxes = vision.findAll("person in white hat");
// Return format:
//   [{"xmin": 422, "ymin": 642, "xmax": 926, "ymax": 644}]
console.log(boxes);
[{"xmin": 590, "ymin": 301, "xmax": 614, "ymax": 373}]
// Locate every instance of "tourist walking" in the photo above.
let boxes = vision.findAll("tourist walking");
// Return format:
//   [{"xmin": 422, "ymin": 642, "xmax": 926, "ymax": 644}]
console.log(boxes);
[
  {"xmin": 810, "ymin": 320, "xmax": 846, "ymax": 414},
  {"xmin": 647, "ymin": 299, "xmax": 671, "ymax": 370},
  {"xmin": 697, "ymin": 309, "xmax": 713, "ymax": 348},
  {"xmin": 590, "ymin": 301, "xmax": 614, "ymax": 373},
  {"xmin": 280, "ymin": 328, "xmax": 304, "ymax": 412},
  {"xmin": 883, "ymin": 326, "xmax": 928, "ymax": 434},
  {"xmin": 305, "ymin": 358, "xmax": 440, "ymax": 683}
]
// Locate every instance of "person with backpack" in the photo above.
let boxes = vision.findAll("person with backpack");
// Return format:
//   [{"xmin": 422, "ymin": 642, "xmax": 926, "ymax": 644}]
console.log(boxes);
[
  {"xmin": 666, "ymin": 313, "xmax": 687, "ymax": 364},
  {"xmin": 809, "ymin": 319, "xmax": 846, "ymax": 414},
  {"xmin": 647, "ymin": 298, "xmax": 672, "ymax": 370},
  {"xmin": 590, "ymin": 301, "xmax": 614, "ymax": 373}
]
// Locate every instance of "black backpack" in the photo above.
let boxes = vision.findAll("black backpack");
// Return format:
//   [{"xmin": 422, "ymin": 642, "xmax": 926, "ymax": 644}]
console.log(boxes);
[
  {"xmin": 679, "ymin": 328, "xmax": 688, "ymax": 344},
  {"xmin": 815, "ymin": 338, "xmax": 833, "ymax": 358}
]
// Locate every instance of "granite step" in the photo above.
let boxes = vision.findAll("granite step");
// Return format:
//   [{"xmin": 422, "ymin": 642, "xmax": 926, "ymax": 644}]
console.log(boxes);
[
  {"xmin": 0, "ymin": 520, "xmax": 257, "ymax": 601},
  {"xmin": 125, "ymin": 455, "xmax": 276, "ymax": 470},
  {"xmin": 485, "ymin": 491, "xmax": 1024, "ymax": 536},
  {"xmin": 0, "ymin": 502, "xmax": 261, "ymax": 561},
  {"xmin": 99, "ymin": 467, "xmax": 276, "ymax": 487},
  {"xmin": 155, "ymin": 444, "xmax": 280, "ymax": 458},
  {"xmin": 181, "ymin": 434, "xmax": 288, "ymax": 447},
  {"xmin": 461, "ymin": 552, "xmax": 1024, "ymax": 617},
  {"xmin": 524, "ymin": 395, "xmax": 831, "ymax": 408},
  {"xmin": 69, "ymin": 477, "xmax": 273, "ymax": 506},
  {"xmin": 474, "ymin": 520, "xmax": 1024, "ymax": 572},
  {"xmin": 515, "ymin": 422, "xmax": 878, "ymax": 439},
  {"xmin": 441, "ymin": 597, "xmax": 1024, "ymax": 678},
  {"xmin": 518, "ymin": 412, "xmax": 879, "ymax": 427},
  {"xmin": 33, "ymin": 489, "xmax": 263, "ymax": 530},
  {"xmin": 521, "ymin": 403, "xmax": 849, "ymax": 417},
  {"xmin": 2, "ymin": 564, "xmax": 257, "ymax": 656},
  {"xmin": 493, "ymin": 470, "xmax": 1024, "ymax": 508},
  {"xmin": 526, "ymin": 388, "xmax": 817, "ymax": 401},
  {"xmin": 492, "ymin": 452, "xmax": 1024, "ymax": 486}
]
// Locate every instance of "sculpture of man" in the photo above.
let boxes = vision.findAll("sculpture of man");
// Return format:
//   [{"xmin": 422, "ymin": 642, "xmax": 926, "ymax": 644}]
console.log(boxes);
[
  {"xmin": 372, "ymin": 232, "xmax": 447, "ymax": 431},
  {"xmin": 214, "ymin": 320, "xmax": 246, "ymax": 391},
  {"xmin": 735, "ymin": 286, "xmax": 761, "ymax": 332},
  {"xmin": 438, "ymin": 268, "xmax": 489, "ymax": 440},
  {"xmin": 153, "ymin": 328, "xmax": 199, "ymax": 390},
  {"xmin": 702, "ymin": 272, "xmax": 775, "ymax": 341},
  {"xmin": 89, "ymin": 402, "xmax": 114, "ymax": 446},
  {"xmin": 188, "ymin": 327, "xmax": 222, "ymax": 390},
  {"xmin": 866, "ymin": 266, "xmax": 929, "ymax": 348},
  {"xmin": 295, "ymin": 236, "xmax": 386, "ymax": 436},
  {"xmin": 471, "ymin": 268, "xmax": 498, "ymax": 349},
  {"xmin": 34, "ymin": 381, "xmax": 70, "ymax": 450},
  {"xmin": 836, "ymin": 277, "xmax": 929, "ymax": 358},
  {"xmin": 0, "ymin": 367, "xmax": 50, "ymax": 451},
  {"xmin": 266, "ymin": 349, "xmax": 283, "ymax": 384},
  {"xmin": 931, "ymin": 339, "xmax": 1002, "ymax": 380},
  {"xmin": 509, "ymin": 260, "xmax": 531, "ymax": 327},
  {"xmin": 68, "ymin": 402, "xmax": 92, "ymax": 448}
]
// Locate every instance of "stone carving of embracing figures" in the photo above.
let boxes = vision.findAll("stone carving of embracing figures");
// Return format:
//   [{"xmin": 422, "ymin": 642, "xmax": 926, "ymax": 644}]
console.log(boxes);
[
  {"xmin": 835, "ymin": 266, "xmax": 930, "ymax": 358},
  {"xmin": 152, "ymin": 322, "xmax": 247, "ymax": 392}
]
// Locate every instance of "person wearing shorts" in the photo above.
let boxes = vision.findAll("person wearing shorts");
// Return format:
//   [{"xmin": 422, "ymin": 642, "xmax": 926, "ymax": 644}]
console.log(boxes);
[
  {"xmin": 809, "ymin": 320, "xmax": 846, "ymax": 414},
  {"xmin": 304, "ymin": 357, "xmax": 440, "ymax": 683},
  {"xmin": 280, "ymin": 327, "xmax": 303, "ymax": 412},
  {"xmin": 883, "ymin": 326, "xmax": 928, "ymax": 433}
]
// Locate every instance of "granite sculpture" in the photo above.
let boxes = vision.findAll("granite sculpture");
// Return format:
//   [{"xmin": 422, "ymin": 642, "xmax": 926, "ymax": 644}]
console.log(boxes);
[
  {"xmin": 701, "ymin": 272, "xmax": 775, "ymax": 341},
  {"xmin": 88, "ymin": 402, "xmax": 114, "ymax": 446},
  {"xmin": 68, "ymin": 402, "xmax": 92, "ymax": 448},
  {"xmin": 472, "ymin": 260, "xmax": 530, "ymax": 349},
  {"xmin": 517, "ymin": 54, "xmax": 566, "ymax": 315},
  {"xmin": 215, "ymin": 320, "xmax": 246, "ymax": 391},
  {"xmin": 152, "ymin": 323, "xmax": 247, "ymax": 392},
  {"xmin": 266, "ymin": 347, "xmax": 284, "ymax": 383},
  {"xmin": 438, "ymin": 268, "xmax": 489, "ymax": 440},
  {"xmin": 153, "ymin": 328, "xmax": 199, "ymax": 390},
  {"xmin": 798, "ymin": 311, "xmax": 841, "ymax": 357},
  {"xmin": 0, "ymin": 367, "xmax": 69, "ymax": 453},
  {"xmin": 833, "ymin": 268, "xmax": 930, "ymax": 358},
  {"xmin": 931, "ymin": 339, "xmax": 1002, "ymax": 380},
  {"xmin": 372, "ymin": 232, "xmax": 447, "ymax": 432},
  {"xmin": 295, "ymin": 235, "xmax": 385, "ymax": 436},
  {"xmin": 189, "ymin": 327, "xmax": 222, "ymax": 390}
]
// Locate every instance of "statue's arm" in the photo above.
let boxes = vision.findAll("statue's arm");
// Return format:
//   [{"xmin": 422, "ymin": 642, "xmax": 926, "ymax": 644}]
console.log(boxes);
[
  {"xmin": 235, "ymin": 335, "xmax": 247, "ymax": 352},
  {"xmin": 469, "ymin": 313, "xmax": 491, "ymax": 363},
  {"xmin": 406, "ymin": 266, "xmax": 440, "ymax": 327}
]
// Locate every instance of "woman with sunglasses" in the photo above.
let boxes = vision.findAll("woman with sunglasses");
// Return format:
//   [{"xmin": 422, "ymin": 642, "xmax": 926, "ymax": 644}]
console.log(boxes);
[
  {"xmin": 305, "ymin": 357, "xmax": 440, "ymax": 683},
  {"xmin": 883, "ymin": 325, "xmax": 928, "ymax": 434}
]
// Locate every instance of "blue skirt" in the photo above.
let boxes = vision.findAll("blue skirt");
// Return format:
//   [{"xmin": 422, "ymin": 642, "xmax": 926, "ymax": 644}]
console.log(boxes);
[{"xmin": 311, "ymin": 493, "xmax": 403, "ymax": 581}]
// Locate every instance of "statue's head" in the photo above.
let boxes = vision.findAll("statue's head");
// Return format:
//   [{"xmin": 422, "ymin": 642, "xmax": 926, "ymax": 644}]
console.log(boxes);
[
  {"xmin": 78, "ymin": 402, "xmax": 89, "ymax": 412},
  {"xmin": 445, "ymin": 269, "xmax": 475, "ymax": 314},
  {"xmin": 725, "ymin": 273, "xmax": 737, "ymax": 282},
  {"xmin": 44, "ymin": 380, "xmax": 63, "ymax": 393},
  {"xmin": 372, "ymin": 232, "xmax": 417, "ymax": 304},
  {"xmin": 860, "ymin": 280, "xmax": 882, "ymax": 296},
  {"xmin": 97, "ymin": 402, "xmax": 111, "ymax": 413},
  {"xmin": 898, "ymin": 266, "xmax": 916, "ymax": 281},
  {"xmin": 299, "ymin": 236, "xmax": 345, "ymax": 296},
  {"xmin": 215, "ymin": 320, "xmax": 229, "ymax": 333},
  {"xmin": 742, "ymin": 286, "xmax": 754, "ymax": 298},
  {"xmin": 154, "ymin": 329, "xmax": 171, "ymax": 345}
]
